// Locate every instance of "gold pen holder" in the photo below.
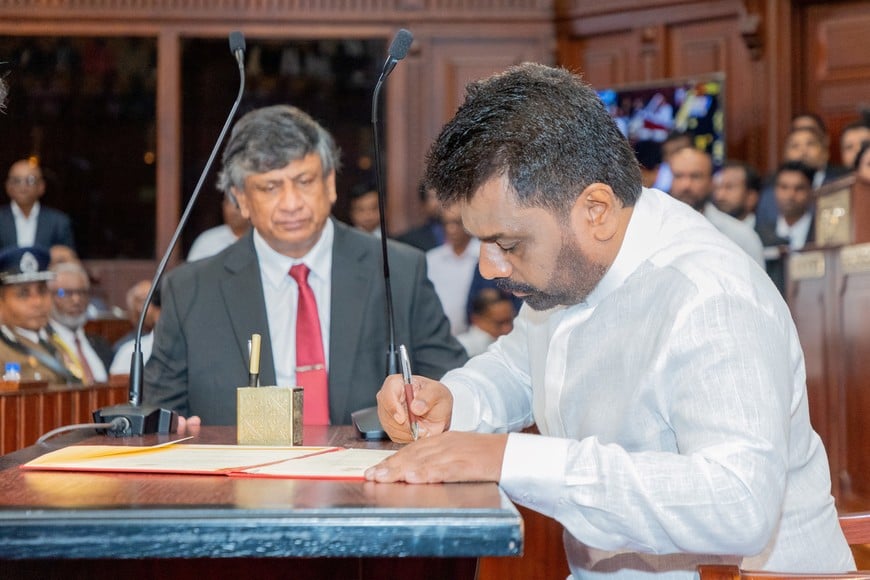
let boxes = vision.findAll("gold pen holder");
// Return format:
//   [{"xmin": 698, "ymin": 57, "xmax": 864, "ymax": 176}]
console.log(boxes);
[{"xmin": 237, "ymin": 386, "xmax": 304, "ymax": 445}]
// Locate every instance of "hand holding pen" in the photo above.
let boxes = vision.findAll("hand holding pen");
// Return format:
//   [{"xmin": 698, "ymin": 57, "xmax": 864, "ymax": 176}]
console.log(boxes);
[{"xmin": 398, "ymin": 344, "xmax": 419, "ymax": 440}]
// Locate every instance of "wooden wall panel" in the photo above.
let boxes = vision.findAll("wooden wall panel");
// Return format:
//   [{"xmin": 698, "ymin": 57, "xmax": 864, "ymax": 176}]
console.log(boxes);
[
  {"xmin": 802, "ymin": 1, "xmax": 870, "ymax": 166},
  {"xmin": 787, "ymin": 256, "xmax": 838, "ymax": 486},
  {"xmin": 838, "ymin": 265, "xmax": 870, "ymax": 501}
]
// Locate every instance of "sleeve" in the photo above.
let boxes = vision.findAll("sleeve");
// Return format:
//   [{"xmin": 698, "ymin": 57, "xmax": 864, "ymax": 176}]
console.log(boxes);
[
  {"xmin": 404, "ymin": 248, "xmax": 469, "ymax": 379},
  {"xmin": 442, "ymin": 309, "xmax": 535, "ymax": 433},
  {"xmin": 142, "ymin": 274, "xmax": 191, "ymax": 417},
  {"xmin": 499, "ymin": 293, "xmax": 796, "ymax": 556}
]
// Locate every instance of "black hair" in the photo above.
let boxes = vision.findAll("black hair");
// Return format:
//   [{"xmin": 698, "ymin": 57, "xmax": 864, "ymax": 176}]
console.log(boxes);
[{"xmin": 425, "ymin": 63, "xmax": 642, "ymax": 212}]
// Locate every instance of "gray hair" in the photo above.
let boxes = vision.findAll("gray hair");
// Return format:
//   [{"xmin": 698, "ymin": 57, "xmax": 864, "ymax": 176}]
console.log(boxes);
[
  {"xmin": 216, "ymin": 105, "xmax": 341, "ymax": 196},
  {"xmin": 48, "ymin": 261, "xmax": 90, "ymax": 289}
]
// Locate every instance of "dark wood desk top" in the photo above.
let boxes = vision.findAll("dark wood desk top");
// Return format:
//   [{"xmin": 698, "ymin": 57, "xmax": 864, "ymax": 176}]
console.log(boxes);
[{"xmin": 0, "ymin": 426, "xmax": 522, "ymax": 560}]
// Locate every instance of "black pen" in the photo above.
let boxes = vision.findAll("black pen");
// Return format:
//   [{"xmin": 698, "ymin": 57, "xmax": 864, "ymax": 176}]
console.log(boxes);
[
  {"xmin": 399, "ymin": 344, "xmax": 419, "ymax": 440},
  {"xmin": 248, "ymin": 333, "xmax": 261, "ymax": 387}
]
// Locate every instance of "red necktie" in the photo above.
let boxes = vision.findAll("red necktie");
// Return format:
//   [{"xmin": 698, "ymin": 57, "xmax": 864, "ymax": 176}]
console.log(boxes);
[
  {"xmin": 289, "ymin": 264, "xmax": 330, "ymax": 425},
  {"xmin": 74, "ymin": 333, "xmax": 95, "ymax": 384}
]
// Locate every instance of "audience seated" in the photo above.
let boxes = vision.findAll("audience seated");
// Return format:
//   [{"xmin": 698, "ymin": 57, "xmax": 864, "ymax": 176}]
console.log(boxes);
[
  {"xmin": 712, "ymin": 160, "xmax": 762, "ymax": 228},
  {"xmin": 669, "ymin": 146, "xmax": 764, "ymax": 266},
  {"xmin": 347, "ymin": 182, "xmax": 381, "ymax": 237},
  {"xmin": 426, "ymin": 202, "xmax": 481, "ymax": 335},
  {"xmin": 455, "ymin": 288, "xmax": 516, "ymax": 357},
  {"xmin": 651, "ymin": 130, "xmax": 693, "ymax": 193},
  {"xmin": 186, "ymin": 195, "xmax": 251, "ymax": 261},
  {"xmin": 757, "ymin": 120, "xmax": 849, "ymax": 225},
  {"xmin": 1, "ymin": 159, "xmax": 75, "ymax": 251},
  {"xmin": 395, "ymin": 182, "xmax": 444, "ymax": 252},
  {"xmin": 756, "ymin": 161, "xmax": 816, "ymax": 295},
  {"xmin": 47, "ymin": 261, "xmax": 110, "ymax": 383},
  {"xmin": 0, "ymin": 246, "xmax": 80, "ymax": 383},
  {"xmin": 110, "ymin": 280, "xmax": 161, "ymax": 376}
]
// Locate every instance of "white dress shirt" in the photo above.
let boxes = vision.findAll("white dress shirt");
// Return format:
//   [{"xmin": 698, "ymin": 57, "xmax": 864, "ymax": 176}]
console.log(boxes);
[
  {"xmin": 187, "ymin": 224, "xmax": 240, "ymax": 261},
  {"xmin": 254, "ymin": 220, "xmax": 333, "ymax": 388},
  {"xmin": 11, "ymin": 201, "xmax": 40, "ymax": 247},
  {"xmin": 110, "ymin": 332, "xmax": 153, "ymax": 375},
  {"xmin": 442, "ymin": 188, "xmax": 852, "ymax": 578},
  {"xmin": 49, "ymin": 320, "xmax": 109, "ymax": 383},
  {"xmin": 455, "ymin": 324, "xmax": 496, "ymax": 358},
  {"xmin": 426, "ymin": 238, "xmax": 481, "ymax": 335},
  {"xmin": 775, "ymin": 211, "xmax": 813, "ymax": 251},
  {"xmin": 703, "ymin": 202, "xmax": 765, "ymax": 266}
]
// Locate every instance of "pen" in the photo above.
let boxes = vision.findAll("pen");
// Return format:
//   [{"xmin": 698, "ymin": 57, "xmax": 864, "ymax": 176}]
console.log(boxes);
[
  {"xmin": 248, "ymin": 333, "xmax": 261, "ymax": 387},
  {"xmin": 398, "ymin": 344, "xmax": 419, "ymax": 440}
]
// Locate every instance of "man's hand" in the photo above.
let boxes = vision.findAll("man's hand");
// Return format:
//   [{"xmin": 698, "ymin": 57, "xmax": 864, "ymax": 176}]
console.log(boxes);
[
  {"xmin": 364, "ymin": 431, "xmax": 509, "ymax": 484},
  {"xmin": 176, "ymin": 415, "xmax": 201, "ymax": 435},
  {"xmin": 376, "ymin": 374, "xmax": 453, "ymax": 443}
]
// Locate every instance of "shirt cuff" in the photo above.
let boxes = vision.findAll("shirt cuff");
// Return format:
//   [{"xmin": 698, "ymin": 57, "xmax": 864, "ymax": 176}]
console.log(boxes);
[
  {"xmin": 445, "ymin": 378, "xmax": 480, "ymax": 431},
  {"xmin": 499, "ymin": 431, "xmax": 569, "ymax": 518}
]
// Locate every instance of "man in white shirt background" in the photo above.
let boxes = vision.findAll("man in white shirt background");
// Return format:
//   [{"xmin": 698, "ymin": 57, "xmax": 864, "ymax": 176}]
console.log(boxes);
[
  {"xmin": 0, "ymin": 159, "xmax": 75, "ymax": 251},
  {"xmin": 426, "ymin": 202, "xmax": 481, "ymax": 335},
  {"xmin": 455, "ymin": 287, "xmax": 515, "ymax": 357},
  {"xmin": 47, "ymin": 261, "xmax": 110, "ymax": 383},
  {"xmin": 669, "ymin": 146, "xmax": 765, "ymax": 266},
  {"xmin": 186, "ymin": 195, "xmax": 250, "ymax": 261}
]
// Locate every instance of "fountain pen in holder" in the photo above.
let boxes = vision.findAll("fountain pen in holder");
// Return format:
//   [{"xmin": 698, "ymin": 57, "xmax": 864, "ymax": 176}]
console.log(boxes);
[{"xmin": 237, "ymin": 333, "xmax": 304, "ymax": 445}]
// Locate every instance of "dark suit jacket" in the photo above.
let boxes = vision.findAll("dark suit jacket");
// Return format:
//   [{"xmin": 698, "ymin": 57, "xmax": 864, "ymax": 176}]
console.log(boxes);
[
  {"xmin": 755, "ymin": 214, "xmax": 815, "ymax": 296},
  {"xmin": 144, "ymin": 220, "xmax": 468, "ymax": 425},
  {"xmin": 0, "ymin": 204, "xmax": 75, "ymax": 250},
  {"xmin": 394, "ymin": 221, "xmax": 442, "ymax": 252}
]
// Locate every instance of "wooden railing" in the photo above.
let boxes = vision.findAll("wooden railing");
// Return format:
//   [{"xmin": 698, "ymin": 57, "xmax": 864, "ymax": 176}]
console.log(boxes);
[{"xmin": 0, "ymin": 381, "xmax": 128, "ymax": 455}]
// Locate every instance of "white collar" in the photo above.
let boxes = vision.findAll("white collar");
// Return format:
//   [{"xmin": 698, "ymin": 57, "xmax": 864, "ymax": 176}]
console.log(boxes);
[{"xmin": 253, "ymin": 219, "xmax": 335, "ymax": 289}]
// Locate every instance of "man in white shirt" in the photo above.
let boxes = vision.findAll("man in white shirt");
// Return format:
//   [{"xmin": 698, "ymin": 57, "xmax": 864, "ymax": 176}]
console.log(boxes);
[
  {"xmin": 669, "ymin": 147, "xmax": 765, "ymax": 266},
  {"xmin": 187, "ymin": 195, "xmax": 251, "ymax": 261},
  {"xmin": 455, "ymin": 287, "xmax": 515, "ymax": 357},
  {"xmin": 48, "ymin": 262, "xmax": 109, "ymax": 383},
  {"xmin": 426, "ymin": 202, "xmax": 481, "ymax": 335},
  {"xmin": 367, "ymin": 63, "xmax": 853, "ymax": 578}
]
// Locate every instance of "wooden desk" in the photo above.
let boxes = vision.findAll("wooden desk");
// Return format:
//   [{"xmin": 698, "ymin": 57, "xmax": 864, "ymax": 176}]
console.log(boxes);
[{"xmin": 0, "ymin": 426, "xmax": 522, "ymax": 579}]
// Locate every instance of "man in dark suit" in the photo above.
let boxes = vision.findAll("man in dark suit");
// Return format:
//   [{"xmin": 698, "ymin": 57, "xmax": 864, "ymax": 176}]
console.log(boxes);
[
  {"xmin": 394, "ymin": 182, "xmax": 444, "ymax": 251},
  {"xmin": 1, "ymin": 159, "xmax": 75, "ymax": 251},
  {"xmin": 144, "ymin": 105, "xmax": 467, "ymax": 427},
  {"xmin": 755, "ymin": 161, "xmax": 816, "ymax": 295}
]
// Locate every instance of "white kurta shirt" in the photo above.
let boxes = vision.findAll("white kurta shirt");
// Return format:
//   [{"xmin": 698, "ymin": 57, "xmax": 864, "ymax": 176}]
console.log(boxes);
[{"xmin": 443, "ymin": 188, "xmax": 852, "ymax": 578}]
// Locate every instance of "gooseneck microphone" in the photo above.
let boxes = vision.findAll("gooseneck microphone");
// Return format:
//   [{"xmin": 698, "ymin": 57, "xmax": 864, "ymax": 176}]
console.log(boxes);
[
  {"xmin": 373, "ymin": 27, "xmax": 413, "ymax": 376},
  {"xmin": 352, "ymin": 28, "xmax": 413, "ymax": 440},
  {"xmin": 93, "ymin": 31, "xmax": 247, "ymax": 436}
]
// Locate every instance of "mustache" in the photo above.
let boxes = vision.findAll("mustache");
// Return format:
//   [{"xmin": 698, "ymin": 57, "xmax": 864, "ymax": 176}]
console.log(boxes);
[{"xmin": 495, "ymin": 278, "xmax": 538, "ymax": 295}]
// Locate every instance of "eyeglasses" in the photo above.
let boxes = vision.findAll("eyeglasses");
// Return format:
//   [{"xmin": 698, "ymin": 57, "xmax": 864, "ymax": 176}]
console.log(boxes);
[
  {"xmin": 55, "ymin": 288, "xmax": 89, "ymax": 299},
  {"xmin": 6, "ymin": 175, "xmax": 41, "ymax": 187}
]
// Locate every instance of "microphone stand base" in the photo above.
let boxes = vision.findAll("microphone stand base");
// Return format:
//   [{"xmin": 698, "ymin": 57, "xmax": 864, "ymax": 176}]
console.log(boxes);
[{"xmin": 93, "ymin": 404, "xmax": 178, "ymax": 437}]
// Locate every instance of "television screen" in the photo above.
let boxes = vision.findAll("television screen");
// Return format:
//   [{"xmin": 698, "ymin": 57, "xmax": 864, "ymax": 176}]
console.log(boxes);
[{"xmin": 596, "ymin": 74, "xmax": 725, "ymax": 169}]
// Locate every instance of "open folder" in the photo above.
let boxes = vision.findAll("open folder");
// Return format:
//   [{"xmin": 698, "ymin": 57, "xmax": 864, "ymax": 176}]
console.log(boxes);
[{"xmin": 21, "ymin": 441, "xmax": 396, "ymax": 481}]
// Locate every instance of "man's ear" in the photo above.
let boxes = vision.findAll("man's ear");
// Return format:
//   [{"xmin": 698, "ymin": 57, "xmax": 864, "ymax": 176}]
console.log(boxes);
[
  {"xmin": 232, "ymin": 187, "xmax": 250, "ymax": 218},
  {"xmin": 570, "ymin": 183, "xmax": 620, "ymax": 242}
]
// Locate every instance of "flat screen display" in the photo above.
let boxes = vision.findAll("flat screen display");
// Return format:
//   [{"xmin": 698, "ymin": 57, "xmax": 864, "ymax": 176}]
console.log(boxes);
[{"xmin": 597, "ymin": 74, "xmax": 725, "ymax": 168}]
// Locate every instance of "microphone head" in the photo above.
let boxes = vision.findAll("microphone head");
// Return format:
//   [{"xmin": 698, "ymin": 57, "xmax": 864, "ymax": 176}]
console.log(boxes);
[
  {"xmin": 229, "ymin": 31, "xmax": 246, "ymax": 56},
  {"xmin": 388, "ymin": 29, "xmax": 413, "ymax": 61}
]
